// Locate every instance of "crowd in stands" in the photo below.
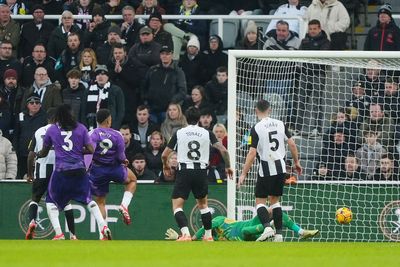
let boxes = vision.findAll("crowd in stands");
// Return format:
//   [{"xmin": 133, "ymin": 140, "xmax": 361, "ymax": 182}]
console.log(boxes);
[{"xmin": 0, "ymin": 0, "xmax": 398, "ymax": 182}]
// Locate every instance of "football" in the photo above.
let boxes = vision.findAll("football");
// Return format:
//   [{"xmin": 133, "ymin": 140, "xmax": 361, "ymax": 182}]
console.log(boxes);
[{"xmin": 336, "ymin": 207, "xmax": 353, "ymax": 224}]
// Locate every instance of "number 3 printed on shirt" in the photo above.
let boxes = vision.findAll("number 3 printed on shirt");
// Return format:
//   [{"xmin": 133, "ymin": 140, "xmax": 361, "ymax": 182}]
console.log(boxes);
[{"xmin": 61, "ymin": 131, "xmax": 73, "ymax": 151}]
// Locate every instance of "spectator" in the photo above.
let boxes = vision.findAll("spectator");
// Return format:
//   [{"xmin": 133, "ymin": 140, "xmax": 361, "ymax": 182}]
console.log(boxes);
[
  {"xmin": 312, "ymin": 162, "xmax": 332, "ymax": 180},
  {"xmin": 55, "ymin": 32, "xmax": 83, "ymax": 87},
  {"xmin": 263, "ymin": 20, "xmax": 300, "ymax": 50},
  {"xmin": 360, "ymin": 102, "xmax": 396, "ymax": 149},
  {"xmin": 47, "ymin": 10, "xmax": 82, "ymax": 59},
  {"xmin": 97, "ymin": 25, "xmax": 123, "ymax": 65},
  {"xmin": 178, "ymin": 36, "xmax": 206, "ymax": 93},
  {"xmin": 128, "ymin": 25, "xmax": 162, "ymax": 72},
  {"xmin": 157, "ymin": 150, "xmax": 177, "ymax": 183},
  {"xmin": 120, "ymin": 124, "xmax": 143, "ymax": 158},
  {"xmin": 67, "ymin": 0, "xmax": 101, "ymax": 30},
  {"xmin": 21, "ymin": 67, "xmax": 62, "ymax": 112},
  {"xmin": 0, "ymin": 40, "xmax": 22, "ymax": 87},
  {"xmin": 374, "ymin": 154, "xmax": 399, "ymax": 181},
  {"xmin": 291, "ymin": 19, "xmax": 330, "ymax": 138},
  {"xmin": 130, "ymin": 152, "xmax": 157, "ymax": 181},
  {"xmin": 320, "ymin": 128, "xmax": 350, "ymax": 176},
  {"xmin": 38, "ymin": 0, "xmax": 63, "ymax": 23},
  {"xmin": 0, "ymin": 69, "xmax": 23, "ymax": 138},
  {"xmin": 83, "ymin": 8, "xmax": 111, "ymax": 51},
  {"xmin": 183, "ymin": 85, "xmax": 211, "ymax": 112},
  {"xmin": 19, "ymin": 4, "xmax": 54, "ymax": 59},
  {"xmin": 136, "ymin": 0, "xmax": 166, "ymax": 25},
  {"xmin": 147, "ymin": 12, "xmax": 173, "ymax": 49},
  {"xmin": 141, "ymin": 45, "xmax": 186, "ymax": 124},
  {"xmin": 0, "ymin": 4, "xmax": 19, "ymax": 57},
  {"xmin": 356, "ymin": 129, "xmax": 387, "ymax": 179},
  {"xmin": 81, "ymin": 65, "xmax": 125, "ymax": 130},
  {"xmin": 0, "ymin": 128, "xmax": 17, "ymax": 179},
  {"xmin": 205, "ymin": 66, "xmax": 228, "ymax": 117},
  {"xmin": 360, "ymin": 59, "xmax": 385, "ymax": 98},
  {"xmin": 265, "ymin": 0, "xmax": 307, "ymax": 36},
  {"xmin": 160, "ymin": 103, "xmax": 187, "ymax": 142},
  {"xmin": 228, "ymin": 1, "xmax": 263, "ymax": 38},
  {"xmin": 130, "ymin": 105, "xmax": 160, "ymax": 150},
  {"xmin": 6, "ymin": 0, "xmax": 27, "ymax": 15},
  {"xmin": 21, "ymin": 43, "xmax": 56, "ymax": 88},
  {"xmin": 345, "ymin": 80, "xmax": 372, "ymax": 122},
  {"xmin": 203, "ymin": 35, "xmax": 227, "ymax": 83},
  {"xmin": 163, "ymin": 0, "xmax": 207, "ymax": 60},
  {"xmin": 62, "ymin": 69, "xmax": 85, "ymax": 121},
  {"xmin": 120, "ymin": 5, "xmax": 143, "ymax": 49},
  {"xmin": 108, "ymin": 43, "xmax": 143, "ymax": 124},
  {"xmin": 306, "ymin": 0, "xmax": 350, "ymax": 50},
  {"xmin": 101, "ymin": 0, "xmax": 127, "ymax": 15},
  {"xmin": 238, "ymin": 20, "xmax": 259, "ymax": 50},
  {"xmin": 382, "ymin": 77, "xmax": 400, "ymax": 125},
  {"xmin": 78, "ymin": 48, "xmax": 97, "ymax": 87},
  {"xmin": 337, "ymin": 154, "xmax": 367, "ymax": 180},
  {"xmin": 199, "ymin": 107, "xmax": 216, "ymax": 131},
  {"xmin": 208, "ymin": 123, "xmax": 227, "ymax": 182},
  {"xmin": 144, "ymin": 130, "xmax": 164, "ymax": 177},
  {"xmin": 13, "ymin": 94, "xmax": 46, "ymax": 179},
  {"xmin": 364, "ymin": 3, "xmax": 400, "ymax": 51}
]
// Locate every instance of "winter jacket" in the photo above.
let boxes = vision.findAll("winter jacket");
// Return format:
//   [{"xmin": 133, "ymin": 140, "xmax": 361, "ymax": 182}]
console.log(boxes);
[
  {"xmin": 356, "ymin": 143, "xmax": 387, "ymax": 178},
  {"xmin": 179, "ymin": 52, "xmax": 206, "ymax": 92},
  {"xmin": 83, "ymin": 20, "xmax": 112, "ymax": 51},
  {"xmin": 47, "ymin": 24, "xmax": 82, "ymax": 58},
  {"xmin": 263, "ymin": 30, "xmax": 300, "ymax": 50},
  {"xmin": 202, "ymin": 35, "xmax": 227, "ymax": 83},
  {"xmin": 142, "ymin": 61, "xmax": 187, "ymax": 113},
  {"xmin": 364, "ymin": 20, "xmax": 400, "ymax": 51},
  {"xmin": 0, "ymin": 19, "xmax": 20, "ymax": 57},
  {"xmin": 19, "ymin": 20, "xmax": 55, "ymax": 58},
  {"xmin": 21, "ymin": 56, "xmax": 57, "ymax": 88},
  {"xmin": 0, "ymin": 131, "xmax": 17, "ymax": 179},
  {"xmin": 62, "ymin": 83, "xmax": 86, "ymax": 122},
  {"xmin": 266, "ymin": 3, "xmax": 308, "ymax": 35},
  {"xmin": 306, "ymin": 0, "xmax": 350, "ymax": 39}
]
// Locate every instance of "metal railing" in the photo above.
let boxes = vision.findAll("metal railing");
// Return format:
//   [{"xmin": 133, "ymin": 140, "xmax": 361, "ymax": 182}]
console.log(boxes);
[{"xmin": 11, "ymin": 14, "xmax": 307, "ymax": 41}]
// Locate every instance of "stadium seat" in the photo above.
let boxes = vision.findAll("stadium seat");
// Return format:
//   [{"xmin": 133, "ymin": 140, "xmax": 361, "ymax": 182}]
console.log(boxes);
[{"xmin": 209, "ymin": 20, "xmax": 239, "ymax": 49}]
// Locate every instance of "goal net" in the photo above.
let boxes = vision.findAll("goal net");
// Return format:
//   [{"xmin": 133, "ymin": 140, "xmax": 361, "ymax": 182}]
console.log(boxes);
[{"xmin": 227, "ymin": 50, "xmax": 400, "ymax": 242}]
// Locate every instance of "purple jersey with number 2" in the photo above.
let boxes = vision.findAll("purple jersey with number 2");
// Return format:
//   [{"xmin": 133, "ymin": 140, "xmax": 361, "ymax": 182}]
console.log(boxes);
[{"xmin": 43, "ymin": 123, "xmax": 90, "ymax": 171}]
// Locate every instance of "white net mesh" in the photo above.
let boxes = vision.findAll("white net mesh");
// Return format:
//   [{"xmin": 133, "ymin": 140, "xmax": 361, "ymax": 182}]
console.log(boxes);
[{"xmin": 230, "ymin": 52, "xmax": 400, "ymax": 241}]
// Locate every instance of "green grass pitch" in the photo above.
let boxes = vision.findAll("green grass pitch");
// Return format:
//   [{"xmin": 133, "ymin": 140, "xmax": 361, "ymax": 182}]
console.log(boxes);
[{"xmin": 1, "ymin": 241, "xmax": 399, "ymax": 267}]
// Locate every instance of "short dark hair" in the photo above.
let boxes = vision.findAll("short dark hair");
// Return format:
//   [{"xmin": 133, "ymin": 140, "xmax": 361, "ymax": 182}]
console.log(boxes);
[
  {"xmin": 112, "ymin": 43, "xmax": 126, "ymax": 53},
  {"xmin": 276, "ymin": 20, "xmax": 289, "ymax": 29},
  {"xmin": 120, "ymin": 124, "xmax": 131, "ymax": 131},
  {"xmin": 216, "ymin": 66, "xmax": 227, "ymax": 74},
  {"xmin": 132, "ymin": 153, "xmax": 146, "ymax": 161},
  {"xmin": 66, "ymin": 68, "xmax": 82, "ymax": 79},
  {"xmin": 308, "ymin": 19, "xmax": 321, "ymax": 27},
  {"xmin": 185, "ymin": 106, "xmax": 201, "ymax": 125},
  {"xmin": 256, "ymin": 99, "xmax": 270, "ymax": 112},
  {"xmin": 96, "ymin": 109, "xmax": 111, "ymax": 124},
  {"xmin": 137, "ymin": 104, "xmax": 150, "ymax": 112}
]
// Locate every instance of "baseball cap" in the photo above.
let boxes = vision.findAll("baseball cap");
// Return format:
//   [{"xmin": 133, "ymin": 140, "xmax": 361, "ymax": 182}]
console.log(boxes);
[
  {"xmin": 95, "ymin": 65, "xmax": 109, "ymax": 75},
  {"xmin": 139, "ymin": 26, "xmax": 153, "ymax": 35},
  {"xmin": 160, "ymin": 45, "xmax": 172, "ymax": 53}
]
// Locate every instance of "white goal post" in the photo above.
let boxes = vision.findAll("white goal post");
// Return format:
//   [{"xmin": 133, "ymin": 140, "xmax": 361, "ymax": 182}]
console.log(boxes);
[{"xmin": 227, "ymin": 50, "xmax": 400, "ymax": 241}]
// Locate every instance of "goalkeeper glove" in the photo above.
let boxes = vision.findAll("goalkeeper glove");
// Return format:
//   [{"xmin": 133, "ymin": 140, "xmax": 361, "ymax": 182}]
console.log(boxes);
[{"xmin": 165, "ymin": 228, "xmax": 179, "ymax": 240}]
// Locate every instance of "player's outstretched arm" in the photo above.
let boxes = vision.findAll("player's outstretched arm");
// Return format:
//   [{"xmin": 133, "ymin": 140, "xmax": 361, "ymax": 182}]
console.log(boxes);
[
  {"xmin": 287, "ymin": 138, "xmax": 302, "ymax": 175},
  {"xmin": 238, "ymin": 147, "xmax": 257, "ymax": 186}
]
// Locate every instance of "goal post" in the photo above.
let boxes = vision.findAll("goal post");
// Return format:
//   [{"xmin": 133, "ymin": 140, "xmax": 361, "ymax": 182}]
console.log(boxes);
[{"xmin": 227, "ymin": 50, "xmax": 400, "ymax": 241}]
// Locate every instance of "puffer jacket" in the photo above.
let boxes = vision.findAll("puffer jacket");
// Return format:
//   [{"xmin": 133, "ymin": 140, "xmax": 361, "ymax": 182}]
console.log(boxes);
[{"xmin": 0, "ymin": 131, "xmax": 17, "ymax": 179}]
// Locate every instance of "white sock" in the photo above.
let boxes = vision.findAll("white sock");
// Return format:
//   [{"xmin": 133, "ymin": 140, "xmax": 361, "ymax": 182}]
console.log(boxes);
[
  {"xmin": 181, "ymin": 226, "xmax": 190, "ymax": 236},
  {"xmin": 46, "ymin": 203, "xmax": 62, "ymax": 235},
  {"xmin": 121, "ymin": 191, "xmax": 133, "ymax": 208},
  {"xmin": 87, "ymin": 201, "xmax": 106, "ymax": 230},
  {"xmin": 204, "ymin": 229, "xmax": 212, "ymax": 239},
  {"xmin": 298, "ymin": 229, "xmax": 305, "ymax": 235}
]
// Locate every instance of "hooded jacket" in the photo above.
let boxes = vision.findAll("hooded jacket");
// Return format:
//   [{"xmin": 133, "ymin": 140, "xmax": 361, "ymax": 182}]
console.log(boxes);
[{"xmin": 364, "ymin": 20, "xmax": 400, "ymax": 51}]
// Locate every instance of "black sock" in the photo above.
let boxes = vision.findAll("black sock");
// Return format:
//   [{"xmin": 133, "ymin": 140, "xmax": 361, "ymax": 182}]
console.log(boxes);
[
  {"xmin": 174, "ymin": 210, "xmax": 188, "ymax": 229},
  {"xmin": 64, "ymin": 209, "xmax": 75, "ymax": 235},
  {"xmin": 257, "ymin": 206, "xmax": 270, "ymax": 228},
  {"xmin": 201, "ymin": 212, "xmax": 212, "ymax": 230},
  {"xmin": 273, "ymin": 207, "xmax": 283, "ymax": 234},
  {"xmin": 28, "ymin": 202, "xmax": 38, "ymax": 222}
]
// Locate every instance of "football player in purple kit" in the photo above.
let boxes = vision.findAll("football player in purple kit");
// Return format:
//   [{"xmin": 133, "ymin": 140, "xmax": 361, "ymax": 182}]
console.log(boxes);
[
  {"xmin": 88, "ymin": 109, "xmax": 137, "ymax": 237},
  {"xmin": 36, "ymin": 104, "xmax": 112, "ymax": 240}
]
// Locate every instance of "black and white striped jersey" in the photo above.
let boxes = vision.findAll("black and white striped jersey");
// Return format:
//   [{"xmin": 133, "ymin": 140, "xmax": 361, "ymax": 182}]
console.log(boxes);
[
  {"xmin": 250, "ymin": 117, "xmax": 291, "ymax": 176},
  {"xmin": 28, "ymin": 124, "xmax": 55, "ymax": 179},
  {"xmin": 167, "ymin": 125, "xmax": 218, "ymax": 170}
]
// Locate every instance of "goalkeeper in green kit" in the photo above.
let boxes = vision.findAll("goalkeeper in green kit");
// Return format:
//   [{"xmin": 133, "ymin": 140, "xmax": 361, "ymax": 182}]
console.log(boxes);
[{"xmin": 165, "ymin": 213, "xmax": 319, "ymax": 241}]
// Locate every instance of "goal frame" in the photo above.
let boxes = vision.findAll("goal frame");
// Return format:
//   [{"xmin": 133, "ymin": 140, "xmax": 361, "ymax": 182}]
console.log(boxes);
[{"xmin": 226, "ymin": 50, "xmax": 400, "ymax": 220}]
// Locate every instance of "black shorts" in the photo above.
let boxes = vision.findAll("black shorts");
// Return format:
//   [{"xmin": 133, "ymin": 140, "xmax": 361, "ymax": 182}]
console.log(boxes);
[
  {"xmin": 255, "ymin": 173, "xmax": 285, "ymax": 198},
  {"xmin": 172, "ymin": 169, "xmax": 208, "ymax": 200},
  {"xmin": 31, "ymin": 177, "xmax": 51, "ymax": 202}
]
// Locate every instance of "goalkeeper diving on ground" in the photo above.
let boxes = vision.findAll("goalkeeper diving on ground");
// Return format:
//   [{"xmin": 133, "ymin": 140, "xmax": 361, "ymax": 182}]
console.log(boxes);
[{"xmin": 165, "ymin": 213, "xmax": 319, "ymax": 241}]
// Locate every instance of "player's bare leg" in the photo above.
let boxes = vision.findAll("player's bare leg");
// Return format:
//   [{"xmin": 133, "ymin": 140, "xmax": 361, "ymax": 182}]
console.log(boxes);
[
  {"xmin": 255, "ymin": 197, "xmax": 275, "ymax": 241},
  {"xmin": 172, "ymin": 198, "xmax": 191, "ymax": 241},
  {"xmin": 119, "ymin": 168, "xmax": 137, "ymax": 225},
  {"xmin": 197, "ymin": 196, "xmax": 213, "ymax": 241}
]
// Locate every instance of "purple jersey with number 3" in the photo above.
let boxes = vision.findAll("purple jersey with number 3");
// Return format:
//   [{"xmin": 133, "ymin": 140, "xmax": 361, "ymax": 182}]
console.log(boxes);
[
  {"xmin": 43, "ymin": 123, "xmax": 90, "ymax": 171},
  {"xmin": 89, "ymin": 127, "xmax": 126, "ymax": 165}
]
